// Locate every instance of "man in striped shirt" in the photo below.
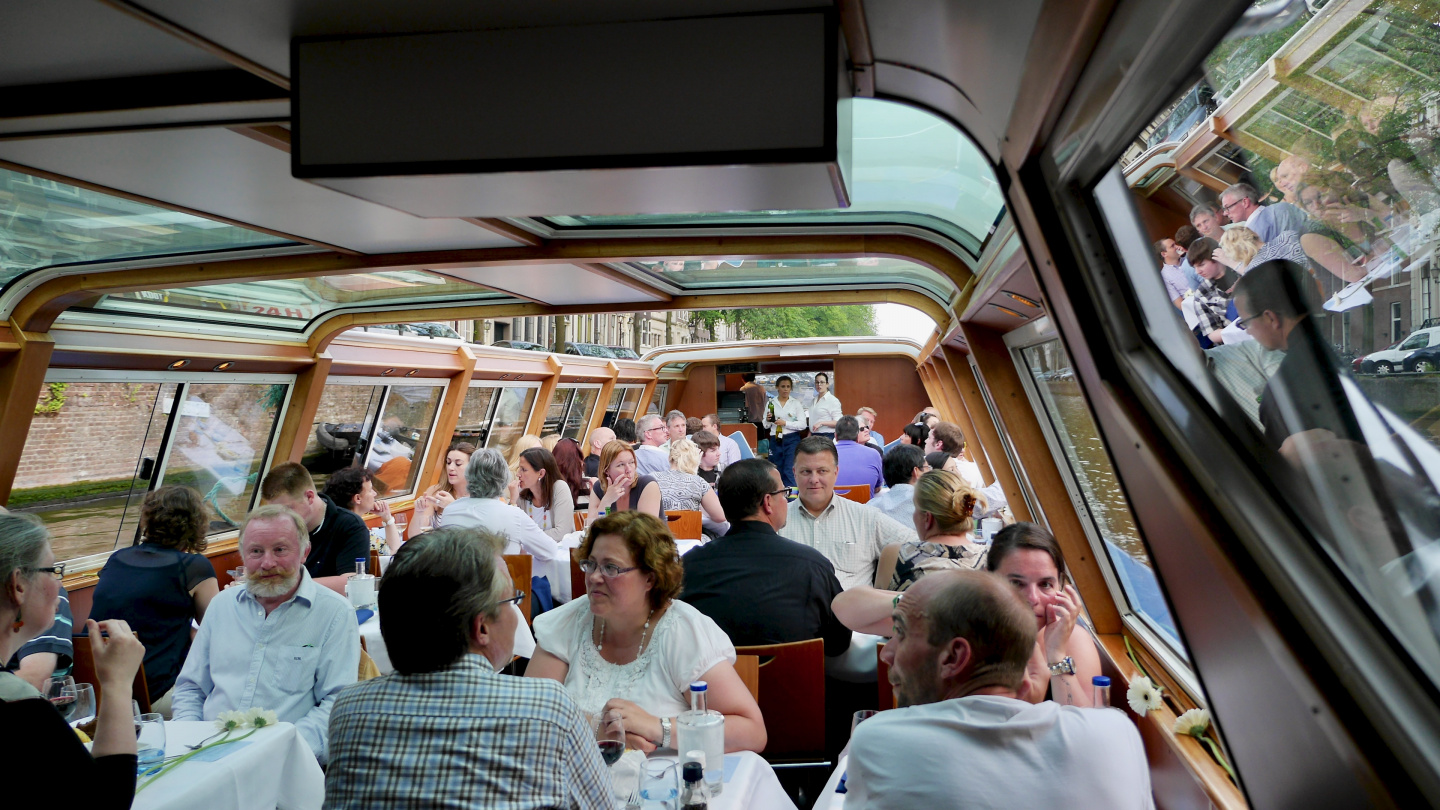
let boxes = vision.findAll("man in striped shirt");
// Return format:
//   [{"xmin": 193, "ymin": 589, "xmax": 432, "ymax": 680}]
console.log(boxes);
[
  {"xmin": 325, "ymin": 527, "xmax": 611, "ymax": 809},
  {"xmin": 779, "ymin": 436, "xmax": 917, "ymax": 590},
  {"xmin": 4, "ymin": 583, "xmax": 73, "ymax": 690}
]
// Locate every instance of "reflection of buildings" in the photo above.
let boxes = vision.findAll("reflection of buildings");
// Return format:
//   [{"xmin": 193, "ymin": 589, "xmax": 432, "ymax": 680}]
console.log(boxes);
[
  {"xmin": 452, "ymin": 311, "xmax": 738, "ymax": 352},
  {"xmin": 1124, "ymin": 0, "xmax": 1440, "ymax": 356}
]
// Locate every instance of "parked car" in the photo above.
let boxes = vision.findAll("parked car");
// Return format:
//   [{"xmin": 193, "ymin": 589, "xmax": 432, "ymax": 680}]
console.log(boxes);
[
  {"xmin": 564, "ymin": 342, "xmax": 616, "ymax": 358},
  {"xmin": 1359, "ymin": 327, "xmax": 1440, "ymax": 373},
  {"xmin": 1402, "ymin": 344, "xmax": 1440, "ymax": 374},
  {"xmin": 492, "ymin": 339, "xmax": 547, "ymax": 352},
  {"xmin": 606, "ymin": 346, "xmax": 641, "ymax": 359},
  {"xmin": 362, "ymin": 322, "xmax": 462, "ymax": 339}
]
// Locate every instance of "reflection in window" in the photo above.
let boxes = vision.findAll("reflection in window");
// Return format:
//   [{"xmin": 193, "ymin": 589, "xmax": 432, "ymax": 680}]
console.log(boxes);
[
  {"xmin": 602, "ymin": 386, "xmax": 643, "ymax": 428},
  {"xmin": 453, "ymin": 387, "xmax": 497, "ymax": 447},
  {"xmin": 486, "ymin": 386, "xmax": 539, "ymax": 460},
  {"xmin": 1020, "ymin": 341, "xmax": 1183, "ymax": 650},
  {"xmin": 159, "ymin": 384, "xmax": 286, "ymax": 532},
  {"xmin": 10, "ymin": 382, "xmax": 178, "ymax": 563},
  {"xmin": 303, "ymin": 385, "xmax": 386, "ymax": 489},
  {"xmin": 367, "ymin": 386, "xmax": 444, "ymax": 498},
  {"xmin": 563, "ymin": 388, "xmax": 600, "ymax": 440},
  {"xmin": 1112, "ymin": 0, "xmax": 1440, "ymax": 687},
  {"xmin": 544, "ymin": 389, "xmax": 572, "ymax": 437}
]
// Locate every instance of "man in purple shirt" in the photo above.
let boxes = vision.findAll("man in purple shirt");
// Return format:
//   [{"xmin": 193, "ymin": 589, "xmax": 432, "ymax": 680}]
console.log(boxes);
[{"xmin": 834, "ymin": 415, "xmax": 884, "ymax": 494}]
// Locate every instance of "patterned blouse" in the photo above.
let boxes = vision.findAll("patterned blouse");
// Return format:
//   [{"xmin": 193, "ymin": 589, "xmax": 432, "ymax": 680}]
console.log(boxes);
[
  {"xmin": 890, "ymin": 540, "xmax": 989, "ymax": 592},
  {"xmin": 651, "ymin": 469, "xmax": 712, "ymax": 512}
]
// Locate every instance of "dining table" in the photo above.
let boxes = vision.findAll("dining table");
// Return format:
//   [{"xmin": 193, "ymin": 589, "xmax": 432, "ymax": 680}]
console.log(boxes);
[
  {"xmin": 611, "ymin": 749, "xmax": 798, "ymax": 810},
  {"xmin": 130, "ymin": 720, "xmax": 324, "ymax": 810},
  {"xmin": 813, "ymin": 751, "xmax": 851, "ymax": 810},
  {"xmin": 359, "ymin": 603, "xmax": 534, "ymax": 674}
]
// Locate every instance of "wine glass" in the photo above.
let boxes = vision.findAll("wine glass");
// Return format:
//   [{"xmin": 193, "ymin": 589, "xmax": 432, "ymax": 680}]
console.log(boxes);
[
  {"xmin": 68, "ymin": 683, "xmax": 97, "ymax": 731},
  {"xmin": 44, "ymin": 675, "xmax": 77, "ymax": 722},
  {"xmin": 135, "ymin": 713, "xmax": 166, "ymax": 774},
  {"xmin": 596, "ymin": 708, "xmax": 625, "ymax": 767},
  {"xmin": 851, "ymin": 709, "xmax": 879, "ymax": 736}
]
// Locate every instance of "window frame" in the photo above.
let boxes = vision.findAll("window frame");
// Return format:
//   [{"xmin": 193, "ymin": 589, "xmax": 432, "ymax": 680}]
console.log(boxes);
[
  {"xmin": 327, "ymin": 375, "xmax": 451, "ymax": 500},
  {"xmin": 454, "ymin": 379, "xmax": 542, "ymax": 450}
]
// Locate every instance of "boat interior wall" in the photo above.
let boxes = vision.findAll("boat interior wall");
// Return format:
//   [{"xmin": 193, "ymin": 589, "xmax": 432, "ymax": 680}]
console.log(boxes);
[
  {"xmin": 1129, "ymin": 188, "xmax": 1191, "ymax": 250},
  {"xmin": 673, "ymin": 367, "xmax": 719, "ymax": 421},
  {"xmin": 833, "ymin": 356, "xmax": 929, "ymax": 441}
]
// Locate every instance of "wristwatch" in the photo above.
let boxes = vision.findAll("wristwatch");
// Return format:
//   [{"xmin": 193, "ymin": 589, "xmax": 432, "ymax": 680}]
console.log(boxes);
[
  {"xmin": 1048, "ymin": 656, "xmax": 1075, "ymax": 676},
  {"xmin": 660, "ymin": 716, "xmax": 672, "ymax": 749}
]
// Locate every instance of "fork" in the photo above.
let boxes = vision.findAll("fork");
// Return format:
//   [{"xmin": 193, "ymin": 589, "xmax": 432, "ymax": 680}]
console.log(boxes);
[
  {"xmin": 185, "ymin": 729, "xmax": 229, "ymax": 750},
  {"xmin": 624, "ymin": 786, "xmax": 641, "ymax": 809}
]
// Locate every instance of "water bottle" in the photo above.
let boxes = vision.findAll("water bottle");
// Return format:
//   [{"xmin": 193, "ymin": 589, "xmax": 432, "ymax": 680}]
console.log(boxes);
[
  {"xmin": 1092, "ymin": 676, "xmax": 1111, "ymax": 708},
  {"xmin": 677, "ymin": 682, "xmax": 724, "ymax": 795},
  {"xmin": 680, "ymin": 759, "xmax": 710, "ymax": 810},
  {"xmin": 355, "ymin": 558, "xmax": 368, "ymax": 577}
]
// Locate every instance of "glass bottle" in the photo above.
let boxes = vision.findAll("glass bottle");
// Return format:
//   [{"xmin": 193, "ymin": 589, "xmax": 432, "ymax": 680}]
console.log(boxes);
[
  {"xmin": 677, "ymin": 682, "xmax": 724, "ymax": 795},
  {"xmin": 680, "ymin": 760, "xmax": 709, "ymax": 810},
  {"xmin": 1092, "ymin": 675, "xmax": 1111, "ymax": 708},
  {"xmin": 355, "ymin": 558, "xmax": 368, "ymax": 577}
]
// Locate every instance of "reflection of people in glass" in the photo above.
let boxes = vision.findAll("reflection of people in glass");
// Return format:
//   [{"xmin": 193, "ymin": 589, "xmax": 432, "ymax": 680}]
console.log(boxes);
[{"xmin": 1232, "ymin": 259, "xmax": 1362, "ymax": 454}]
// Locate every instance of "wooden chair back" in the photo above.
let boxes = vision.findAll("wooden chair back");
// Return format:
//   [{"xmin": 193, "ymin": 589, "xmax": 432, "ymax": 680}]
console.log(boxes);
[
  {"xmin": 835, "ymin": 484, "xmax": 871, "ymax": 504},
  {"xmin": 571, "ymin": 558, "xmax": 587, "ymax": 602},
  {"xmin": 877, "ymin": 642, "xmax": 896, "ymax": 709},
  {"xmin": 665, "ymin": 510, "xmax": 703, "ymax": 540},
  {"xmin": 70, "ymin": 634, "xmax": 151, "ymax": 714},
  {"xmin": 502, "ymin": 554, "xmax": 533, "ymax": 623},
  {"xmin": 573, "ymin": 513, "xmax": 586, "ymax": 531},
  {"xmin": 358, "ymin": 647, "xmax": 382, "ymax": 680},
  {"xmin": 734, "ymin": 638, "xmax": 826, "ymax": 761},
  {"xmin": 735, "ymin": 654, "xmax": 760, "ymax": 702}
]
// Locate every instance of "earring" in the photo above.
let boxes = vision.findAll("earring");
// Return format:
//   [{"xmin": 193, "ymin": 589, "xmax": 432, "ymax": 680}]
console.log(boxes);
[{"xmin": 11, "ymin": 609, "xmax": 22, "ymax": 633}]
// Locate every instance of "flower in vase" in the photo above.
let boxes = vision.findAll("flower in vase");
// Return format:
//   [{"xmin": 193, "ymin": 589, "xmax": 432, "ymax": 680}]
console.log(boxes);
[
  {"xmin": 1127, "ymin": 676, "xmax": 1164, "ymax": 715},
  {"xmin": 1173, "ymin": 708, "xmax": 1211, "ymax": 738}
]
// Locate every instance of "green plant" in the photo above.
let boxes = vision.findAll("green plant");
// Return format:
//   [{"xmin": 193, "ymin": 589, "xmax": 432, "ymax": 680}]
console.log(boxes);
[{"xmin": 34, "ymin": 382, "xmax": 69, "ymax": 415}]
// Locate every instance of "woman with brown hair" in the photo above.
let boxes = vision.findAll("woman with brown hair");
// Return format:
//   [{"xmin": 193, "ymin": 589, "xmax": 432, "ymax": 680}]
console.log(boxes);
[
  {"xmin": 550, "ymin": 437, "xmax": 589, "ymax": 511},
  {"xmin": 515, "ymin": 446, "xmax": 575, "ymax": 543},
  {"xmin": 89, "ymin": 485, "xmax": 218, "ymax": 708},
  {"xmin": 527, "ymin": 511, "xmax": 766, "ymax": 753},
  {"xmin": 585, "ymin": 440, "xmax": 662, "ymax": 524},
  {"xmin": 409, "ymin": 441, "xmax": 475, "ymax": 539}
]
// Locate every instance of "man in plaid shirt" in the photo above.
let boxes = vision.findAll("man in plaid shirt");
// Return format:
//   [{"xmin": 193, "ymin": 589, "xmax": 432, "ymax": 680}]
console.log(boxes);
[{"xmin": 324, "ymin": 528, "xmax": 611, "ymax": 809}]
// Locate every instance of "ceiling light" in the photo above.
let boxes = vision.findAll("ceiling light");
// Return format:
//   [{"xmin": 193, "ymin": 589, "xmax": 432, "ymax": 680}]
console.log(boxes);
[
  {"xmin": 168, "ymin": 359, "xmax": 190, "ymax": 369},
  {"xmin": 381, "ymin": 368, "xmax": 395, "ymax": 375},
  {"xmin": 405, "ymin": 369, "xmax": 419, "ymax": 377},
  {"xmin": 989, "ymin": 303, "xmax": 1029, "ymax": 320},
  {"xmin": 1002, "ymin": 290, "xmax": 1042, "ymax": 308},
  {"xmin": 213, "ymin": 361, "xmax": 235, "ymax": 371}
]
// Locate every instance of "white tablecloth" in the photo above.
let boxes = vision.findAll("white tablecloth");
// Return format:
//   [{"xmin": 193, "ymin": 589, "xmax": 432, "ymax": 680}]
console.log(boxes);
[
  {"xmin": 359, "ymin": 604, "xmax": 535, "ymax": 674},
  {"xmin": 814, "ymin": 752, "xmax": 850, "ymax": 810},
  {"xmin": 132, "ymin": 721, "xmax": 324, "ymax": 810},
  {"xmin": 612, "ymin": 750, "xmax": 796, "ymax": 810},
  {"xmin": 533, "ymin": 531, "xmax": 586, "ymax": 604}
]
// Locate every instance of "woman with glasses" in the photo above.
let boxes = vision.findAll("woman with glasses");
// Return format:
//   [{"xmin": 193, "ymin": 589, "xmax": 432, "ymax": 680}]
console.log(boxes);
[
  {"xmin": 527, "ymin": 511, "xmax": 766, "ymax": 753},
  {"xmin": 1, "ymin": 512, "xmax": 147, "ymax": 806},
  {"xmin": 585, "ymin": 440, "xmax": 662, "ymax": 525},
  {"xmin": 88, "ymin": 485, "xmax": 218, "ymax": 715}
]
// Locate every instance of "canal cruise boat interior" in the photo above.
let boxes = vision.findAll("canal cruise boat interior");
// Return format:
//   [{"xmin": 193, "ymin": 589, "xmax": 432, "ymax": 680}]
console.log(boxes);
[{"xmin": 2, "ymin": 0, "xmax": 1440, "ymax": 806}]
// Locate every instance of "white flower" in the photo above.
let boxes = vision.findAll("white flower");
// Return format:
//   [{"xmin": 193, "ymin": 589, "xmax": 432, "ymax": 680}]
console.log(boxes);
[
  {"xmin": 214, "ymin": 710, "xmax": 248, "ymax": 732},
  {"xmin": 1173, "ymin": 707, "xmax": 1211, "ymax": 738},
  {"xmin": 1126, "ymin": 676, "xmax": 1164, "ymax": 715},
  {"xmin": 245, "ymin": 707, "xmax": 279, "ymax": 729}
]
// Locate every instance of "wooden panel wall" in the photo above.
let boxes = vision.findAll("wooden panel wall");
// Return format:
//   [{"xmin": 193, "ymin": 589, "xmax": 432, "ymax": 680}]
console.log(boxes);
[
  {"xmin": 833, "ymin": 357, "xmax": 931, "ymax": 442},
  {"xmin": 673, "ymin": 366, "xmax": 717, "ymax": 419}
]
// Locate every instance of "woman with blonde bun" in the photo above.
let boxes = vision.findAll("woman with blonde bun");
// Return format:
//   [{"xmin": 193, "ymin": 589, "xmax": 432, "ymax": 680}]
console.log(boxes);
[{"xmin": 888, "ymin": 469, "xmax": 987, "ymax": 591}]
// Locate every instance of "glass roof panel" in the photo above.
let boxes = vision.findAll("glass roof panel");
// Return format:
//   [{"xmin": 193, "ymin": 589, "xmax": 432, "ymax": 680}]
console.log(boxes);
[
  {"xmin": 543, "ymin": 98, "xmax": 1005, "ymax": 256},
  {"xmin": 625, "ymin": 256, "xmax": 956, "ymax": 300},
  {"xmin": 89, "ymin": 271, "xmax": 509, "ymax": 331},
  {"xmin": 0, "ymin": 167, "xmax": 294, "ymax": 289}
]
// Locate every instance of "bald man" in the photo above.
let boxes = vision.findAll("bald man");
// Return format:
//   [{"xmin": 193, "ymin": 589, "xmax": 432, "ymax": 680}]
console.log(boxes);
[{"xmin": 585, "ymin": 427, "xmax": 615, "ymax": 479}]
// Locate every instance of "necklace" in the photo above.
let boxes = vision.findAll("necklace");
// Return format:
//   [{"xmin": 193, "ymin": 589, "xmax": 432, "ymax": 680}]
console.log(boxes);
[{"xmin": 596, "ymin": 607, "xmax": 656, "ymax": 655}]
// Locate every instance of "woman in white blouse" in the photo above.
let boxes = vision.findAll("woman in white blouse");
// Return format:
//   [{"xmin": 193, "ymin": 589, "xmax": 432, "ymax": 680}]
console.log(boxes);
[
  {"xmin": 528, "ymin": 511, "xmax": 766, "ymax": 753},
  {"xmin": 808, "ymin": 371, "xmax": 842, "ymax": 437},
  {"xmin": 439, "ymin": 448, "xmax": 562, "ymax": 562},
  {"xmin": 515, "ymin": 446, "xmax": 575, "ymax": 542}
]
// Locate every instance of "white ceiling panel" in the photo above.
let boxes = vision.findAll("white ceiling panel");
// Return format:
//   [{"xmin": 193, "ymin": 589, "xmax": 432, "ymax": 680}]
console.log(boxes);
[
  {"xmin": 0, "ymin": 0, "xmax": 233, "ymax": 86},
  {"xmin": 442, "ymin": 264, "xmax": 668, "ymax": 306},
  {"xmin": 0, "ymin": 128, "xmax": 524, "ymax": 253}
]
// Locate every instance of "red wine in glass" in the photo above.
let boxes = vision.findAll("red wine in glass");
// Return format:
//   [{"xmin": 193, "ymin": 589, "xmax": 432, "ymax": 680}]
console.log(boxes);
[
  {"xmin": 598, "ymin": 739, "xmax": 624, "ymax": 766},
  {"xmin": 49, "ymin": 694, "xmax": 78, "ymax": 722}
]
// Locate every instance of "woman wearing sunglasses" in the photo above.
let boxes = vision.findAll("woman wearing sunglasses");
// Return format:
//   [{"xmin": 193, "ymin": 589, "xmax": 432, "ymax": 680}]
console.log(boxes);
[{"xmin": 527, "ymin": 511, "xmax": 765, "ymax": 754}]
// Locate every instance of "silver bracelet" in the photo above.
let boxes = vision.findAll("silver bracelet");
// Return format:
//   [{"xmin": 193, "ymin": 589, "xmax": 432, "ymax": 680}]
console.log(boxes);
[{"xmin": 660, "ymin": 716, "xmax": 672, "ymax": 749}]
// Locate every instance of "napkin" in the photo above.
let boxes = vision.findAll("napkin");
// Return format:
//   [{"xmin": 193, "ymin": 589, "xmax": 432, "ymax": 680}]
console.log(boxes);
[{"xmin": 355, "ymin": 608, "xmax": 375, "ymax": 625}]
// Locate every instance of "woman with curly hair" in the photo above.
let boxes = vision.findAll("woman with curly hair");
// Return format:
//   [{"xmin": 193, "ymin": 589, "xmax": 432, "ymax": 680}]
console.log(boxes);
[{"xmin": 89, "ymin": 485, "xmax": 217, "ymax": 712}]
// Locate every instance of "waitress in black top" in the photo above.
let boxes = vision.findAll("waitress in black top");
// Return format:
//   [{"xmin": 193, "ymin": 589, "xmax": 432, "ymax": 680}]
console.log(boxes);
[
  {"xmin": 2, "ymin": 512, "xmax": 145, "ymax": 809},
  {"xmin": 585, "ymin": 440, "xmax": 662, "ymax": 525},
  {"xmin": 90, "ymin": 485, "xmax": 218, "ymax": 706}
]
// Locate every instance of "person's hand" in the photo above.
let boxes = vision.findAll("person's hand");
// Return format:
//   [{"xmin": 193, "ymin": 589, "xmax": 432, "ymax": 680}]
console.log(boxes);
[
  {"xmin": 506, "ymin": 478, "xmax": 520, "ymax": 505},
  {"xmin": 434, "ymin": 491, "xmax": 456, "ymax": 509},
  {"xmin": 601, "ymin": 474, "xmax": 628, "ymax": 508},
  {"xmin": 374, "ymin": 500, "xmax": 393, "ymax": 521},
  {"xmin": 1207, "ymin": 329, "xmax": 1224, "ymax": 344},
  {"xmin": 1041, "ymin": 584, "xmax": 1081, "ymax": 666},
  {"xmin": 775, "ymin": 418, "xmax": 786, "ymax": 429},
  {"xmin": 87, "ymin": 619, "xmax": 144, "ymax": 692},
  {"xmin": 414, "ymin": 495, "xmax": 436, "ymax": 515},
  {"xmin": 603, "ymin": 697, "xmax": 661, "ymax": 751}
]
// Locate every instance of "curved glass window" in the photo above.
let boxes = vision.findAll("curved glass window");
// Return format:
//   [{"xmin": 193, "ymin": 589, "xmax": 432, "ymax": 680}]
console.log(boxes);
[
  {"xmin": 623, "ymin": 256, "xmax": 957, "ymax": 300},
  {"xmin": 542, "ymin": 98, "xmax": 1006, "ymax": 257},
  {"xmin": 0, "ymin": 167, "xmax": 293, "ymax": 290}
]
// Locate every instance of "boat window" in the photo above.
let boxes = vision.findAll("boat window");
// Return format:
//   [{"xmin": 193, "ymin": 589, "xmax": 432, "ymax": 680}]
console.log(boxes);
[
  {"xmin": 1102, "ymin": 1, "xmax": 1440, "ymax": 686},
  {"xmin": 1012, "ymin": 332, "xmax": 1186, "ymax": 655},
  {"xmin": 623, "ymin": 257, "xmax": 958, "ymax": 301},
  {"xmin": 452, "ymin": 387, "xmax": 497, "ymax": 449},
  {"xmin": 756, "ymin": 372, "xmax": 819, "ymax": 409},
  {"xmin": 541, "ymin": 98, "xmax": 1006, "ymax": 258},
  {"xmin": 0, "ymin": 168, "xmax": 294, "ymax": 292},
  {"xmin": 12, "ymin": 381, "xmax": 181, "ymax": 564},
  {"xmin": 303, "ymin": 384, "xmax": 387, "ymax": 491},
  {"xmin": 485, "ymin": 386, "xmax": 540, "ymax": 459},
  {"xmin": 365, "ymin": 385, "xmax": 446, "ymax": 499},
  {"xmin": 155, "ymin": 383, "xmax": 287, "ymax": 534},
  {"xmin": 647, "ymin": 384, "xmax": 668, "ymax": 416},
  {"xmin": 563, "ymin": 387, "xmax": 602, "ymax": 440},
  {"xmin": 602, "ymin": 386, "xmax": 644, "ymax": 428}
]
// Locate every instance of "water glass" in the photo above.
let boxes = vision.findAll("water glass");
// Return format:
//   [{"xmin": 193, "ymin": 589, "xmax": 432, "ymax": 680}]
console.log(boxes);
[
  {"xmin": 639, "ymin": 759, "xmax": 679, "ymax": 806},
  {"xmin": 851, "ymin": 709, "xmax": 879, "ymax": 737},
  {"xmin": 135, "ymin": 713, "xmax": 166, "ymax": 773}
]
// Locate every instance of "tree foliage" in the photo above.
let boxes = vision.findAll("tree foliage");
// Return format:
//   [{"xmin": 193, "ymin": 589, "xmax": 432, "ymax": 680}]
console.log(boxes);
[{"xmin": 690, "ymin": 305, "xmax": 878, "ymax": 340}]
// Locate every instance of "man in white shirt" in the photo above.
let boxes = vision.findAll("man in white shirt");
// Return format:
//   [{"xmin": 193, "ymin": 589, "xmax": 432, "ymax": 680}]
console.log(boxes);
[
  {"xmin": 869, "ymin": 444, "xmax": 924, "ymax": 525},
  {"xmin": 659, "ymin": 409, "xmax": 688, "ymax": 450},
  {"xmin": 778, "ymin": 436, "xmax": 915, "ymax": 588},
  {"xmin": 1154, "ymin": 237, "xmax": 1188, "ymax": 308},
  {"xmin": 172, "ymin": 505, "xmax": 360, "ymax": 763},
  {"xmin": 762, "ymin": 376, "xmax": 808, "ymax": 487},
  {"xmin": 701, "ymin": 413, "xmax": 743, "ymax": 467},
  {"xmin": 847, "ymin": 571, "xmax": 1154, "ymax": 810},
  {"xmin": 633, "ymin": 414, "xmax": 670, "ymax": 476}
]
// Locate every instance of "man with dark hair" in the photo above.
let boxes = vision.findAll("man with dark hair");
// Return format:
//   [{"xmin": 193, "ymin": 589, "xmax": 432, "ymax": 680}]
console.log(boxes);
[
  {"xmin": 1173, "ymin": 223, "xmax": 1203, "ymax": 290},
  {"xmin": 1154, "ymin": 237, "xmax": 1187, "ymax": 307},
  {"xmin": 260, "ymin": 461, "xmax": 370, "ymax": 594},
  {"xmin": 1233, "ymin": 259, "xmax": 1360, "ymax": 452},
  {"xmin": 612, "ymin": 417, "xmax": 637, "ymax": 445},
  {"xmin": 325, "ymin": 528, "xmax": 611, "ymax": 808},
  {"xmin": 846, "ymin": 571, "xmax": 1153, "ymax": 809},
  {"xmin": 779, "ymin": 436, "xmax": 915, "ymax": 589},
  {"xmin": 682, "ymin": 460, "xmax": 850, "ymax": 656},
  {"xmin": 685, "ymin": 416, "xmax": 703, "ymax": 436},
  {"xmin": 740, "ymin": 372, "xmax": 768, "ymax": 429},
  {"xmin": 869, "ymin": 445, "xmax": 926, "ymax": 525},
  {"xmin": 835, "ymin": 415, "xmax": 884, "ymax": 493}
]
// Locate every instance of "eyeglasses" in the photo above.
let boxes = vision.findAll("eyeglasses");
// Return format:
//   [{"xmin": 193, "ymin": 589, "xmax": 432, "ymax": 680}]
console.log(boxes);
[
  {"xmin": 27, "ymin": 563, "xmax": 65, "ymax": 580},
  {"xmin": 578, "ymin": 559, "xmax": 639, "ymax": 578},
  {"xmin": 494, "ymin": 588, "xmax": 526, "ymax": 608},
  {"xmin": 644, "ymin": 426, "xmax": 666, "ymax": 434},
  {"xmin": 1220, "ymin": 198, "xmax": 1246, "ymax": 214}
]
